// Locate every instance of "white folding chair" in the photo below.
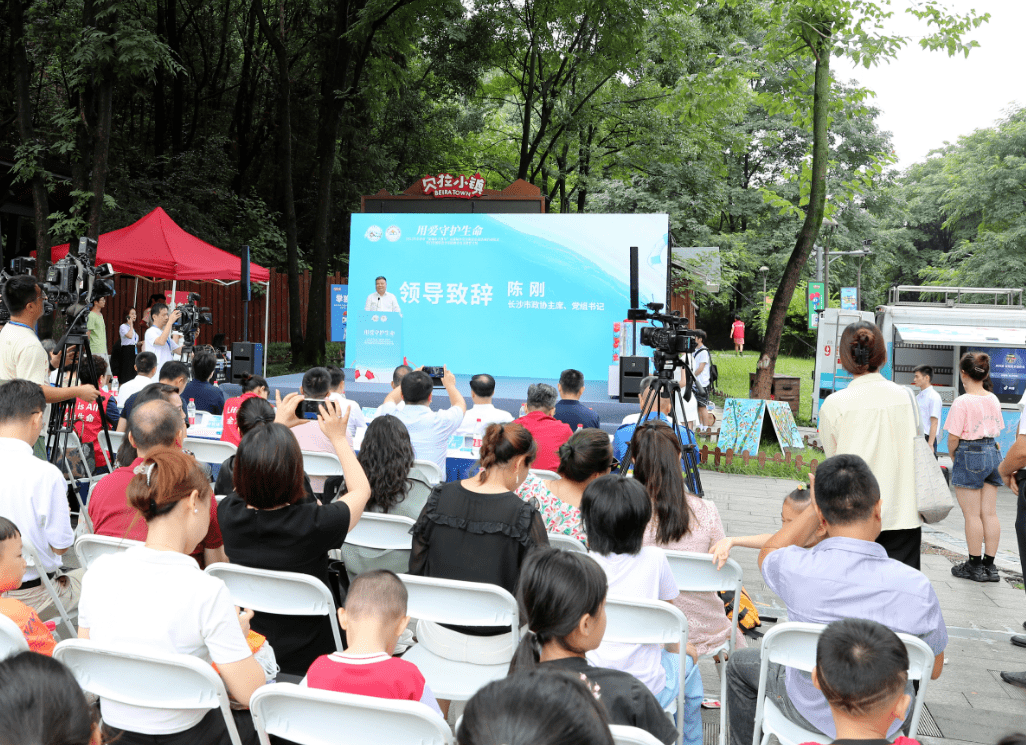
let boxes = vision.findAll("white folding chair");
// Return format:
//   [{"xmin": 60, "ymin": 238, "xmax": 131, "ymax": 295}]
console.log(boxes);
[
  {"xmin": 411, "ymin": 459, "xmax": 444, "ymax": 485},
  {"xmin": 399, "ymin": 574, "xmax": 520, "ymax": 701},
  {"xmin": 547, "ymin": 531, "xmax": 587, "ymax": 553},
  {"xmin": 0, "ymin": 613, "xmax": 29, "ymax": 659},
  {"xmin": 301, "ymin": 450, "xmax": 345, "ymax": 481},
  {"xmin": 610, "ymin": 724, "xmax": 666, "ymax": 745},
  {"xmin": 74, "ymin": 534, "xmax": 143, "ymax": 569},
  {"xmin": 603, "ymin": 595, "xmax": 688, "ymax": 745},
  {"xmin": 102, "ymin": 430, "xmax": 126, "ymax": 459},
  {"xmin": 183, "ymin": 437, "xmax": 237, "ymax": 467},
  {"xmin": 529, "ymin": 468, "xmax": 559, "ymax": 481},
  {"xmin": 752, "ymin": 622, "xmax": 937, "ymax": 745},
  {"xmin": 205, "ymin": 563, "xmax": 343, "ymax": 651},
  {"xmin": 336, "ymin": 512, "xmax": 416, "ymax": 567},
  {"xmin": 54, "ymin": 639, "xmax": 243, "ymax": 745},
  {"xmin": 57, "ymin": 430, "xmax": 100, "ymax": 533},
  {"xmin": 21, "ymin": 541, "xmax": 76, "ymax": 639},
  {"xmin": 664, "ymin": 550, "xmax": 743, "ymax": 745},
  {"xmin": 249, "ymin": 683, "xmax": 452, "ymax": 745}
]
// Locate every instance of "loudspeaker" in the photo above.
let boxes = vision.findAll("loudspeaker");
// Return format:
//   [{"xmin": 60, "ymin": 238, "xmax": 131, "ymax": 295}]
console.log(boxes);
[
  {"xmin": 230, "ymin": 342, "xmax": 263, "ymax": 383},
  {"xmin": 619, "ymin": 356, "xmax": 649, "ymax": 404}
]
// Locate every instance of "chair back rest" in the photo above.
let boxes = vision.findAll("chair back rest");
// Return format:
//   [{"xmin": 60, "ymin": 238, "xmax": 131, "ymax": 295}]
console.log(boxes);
[
  {"xmin": 405, "ymin": 475, "xmax": 434, "ymax": 507},
  {"xmin": 603, "ymin": 595, "xmax": 688, "ymax": 646},
  {"xmin": 74, "ymin": 534, "xmax": 143, "ymax": 569},
  {"xmin": 0, "ymin": 613, "xmax": 29, "ymax": 658},
  {"xmin": 411, "ymin": 460, "xmax": 443, "ymax": 485},
  {"xmin": 529, "ymin": 469, "xmax": 559, "ymax": 481},
  {"xmin": 610, "ymin": 724, "xmax": 666, "ymax": 745},
  {"xmin": 398, "ymin": 574, "xmax": 518, "ymax": 628},
  {"xmin": 547, "ymin": 532, "xmax": 587, "ymax": 553},
  {"xmin": 183, "ymin": 437, "xmax": 237, "ymax": 466},
  {"xmin": 249, "ymin": 683, "xmax": 453, "ymax": 745},
  {"xmin": 301, "ymin": 450, "xmax": 345, "ymax": 478},
  {"xmin": 104, "ymin": 430, "xmax": 126, "ymax": 454},
  {"xmin": 664, "ymin": 550, "xmax": 743, "ymax": 593},
  {"xmin": 344, "ymin": 513, "xmax": 415, "ymax": 550}
]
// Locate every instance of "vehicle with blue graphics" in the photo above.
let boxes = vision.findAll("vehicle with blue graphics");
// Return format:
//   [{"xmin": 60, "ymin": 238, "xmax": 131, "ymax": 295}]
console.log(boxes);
[{"xmin": 812, "ymin": 286, "xmax": 1026, "ymax": 454}]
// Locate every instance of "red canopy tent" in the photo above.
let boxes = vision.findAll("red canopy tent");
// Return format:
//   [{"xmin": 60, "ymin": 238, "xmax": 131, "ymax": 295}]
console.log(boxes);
[{"xmin": 48, "ymin": 207, "xmax": 271, "ymax": 374}]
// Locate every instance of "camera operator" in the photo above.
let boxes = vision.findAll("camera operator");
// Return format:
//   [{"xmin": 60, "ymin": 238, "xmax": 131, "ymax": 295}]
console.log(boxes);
[
  {"xmin": 0, "ymin": 276, "xmax": 99, "ymax": 459},
  {"xmin": 143, "ymin": 302, "xmax": 183, "ymax": 370}
]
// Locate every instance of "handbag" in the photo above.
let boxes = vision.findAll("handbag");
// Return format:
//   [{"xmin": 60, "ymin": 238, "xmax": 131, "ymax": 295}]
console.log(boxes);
[{"xmin": 903, "ymin": 387, "xmax": 954, "ymax": 524}]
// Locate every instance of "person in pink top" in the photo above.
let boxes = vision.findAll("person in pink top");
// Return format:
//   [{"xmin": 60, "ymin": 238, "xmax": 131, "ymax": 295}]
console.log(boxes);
[
  {"xmin": 221, "ymin": 373, "xmax": 269, "ymax": 446},
  {"xmin": 944, "ymin": 352, "xmax": 1005, "ymax": 582}
]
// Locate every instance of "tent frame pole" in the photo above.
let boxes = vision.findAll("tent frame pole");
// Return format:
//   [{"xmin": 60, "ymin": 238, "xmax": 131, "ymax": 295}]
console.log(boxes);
[{"xmin": 263, "ymin": 279, "xmax": 270, "ymax": 377}]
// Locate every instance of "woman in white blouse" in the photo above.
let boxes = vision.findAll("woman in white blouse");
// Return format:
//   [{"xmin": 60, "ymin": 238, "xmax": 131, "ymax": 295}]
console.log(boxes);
[
  {"xmin": 117, "ymin": 308, "xmax": 140, "ymax": 382},
  {"xmin": 817, "ymin": 321, "xmax": 921, "ymax": 568},
  {"xmin": 78, "ymin": 446, "xmax": 264, "ymax": 745}
]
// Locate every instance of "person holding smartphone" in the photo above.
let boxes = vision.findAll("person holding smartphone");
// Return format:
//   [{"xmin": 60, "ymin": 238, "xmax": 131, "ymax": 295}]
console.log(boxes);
[{"xmin": 377, "ymin": 366, "xmax": 466, "ymax": 472}]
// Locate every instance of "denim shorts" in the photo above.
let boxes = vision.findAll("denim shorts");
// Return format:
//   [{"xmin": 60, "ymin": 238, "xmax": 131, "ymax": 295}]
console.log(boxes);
[{"xmin": 951, "ymin": 437, "xmax": 1003, "ymax": 489}]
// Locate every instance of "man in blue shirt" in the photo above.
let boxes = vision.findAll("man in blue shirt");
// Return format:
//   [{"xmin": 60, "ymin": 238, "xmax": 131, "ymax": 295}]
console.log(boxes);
[
  {"xmin": 554, "ymin": 368, "xmax": 600, "ymax": 431},
  {"xmin": 180, "ymin": 351, "xmax": 226, "ymax": 415},
  {"xmin": 613, "ymin": 376, "xmax": 695, "ymax": 465}
]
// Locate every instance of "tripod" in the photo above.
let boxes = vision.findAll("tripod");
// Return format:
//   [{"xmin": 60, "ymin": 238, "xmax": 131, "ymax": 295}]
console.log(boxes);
[{"xmin": 618, "ymin": 350, "xmax": 704, "ymax": 497}]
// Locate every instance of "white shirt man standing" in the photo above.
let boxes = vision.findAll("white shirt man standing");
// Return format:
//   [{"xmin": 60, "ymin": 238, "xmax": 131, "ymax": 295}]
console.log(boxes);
[
  {"xmin": 457, "ymin": 373, "xmax": 514, "ymax": 435},
  {"xmin": 913, "ymin": 365, "xmax": 943, "ymax": 450},
  {"xmin": 143, "ymin": 302, "xmax": 183, "ymax": 370},
  {"xmin": 378, "ymin": 367, "xmax": 466, "ymax": 472},
  {"xmin": 364, "ymin": 276, "xmax": 401, "ymax": 315}
]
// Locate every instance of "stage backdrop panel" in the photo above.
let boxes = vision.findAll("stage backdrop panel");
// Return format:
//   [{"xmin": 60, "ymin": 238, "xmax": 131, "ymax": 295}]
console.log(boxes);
[{"xmin": 347, "ymin": 213, "xmax": 668, "ymax": 381}]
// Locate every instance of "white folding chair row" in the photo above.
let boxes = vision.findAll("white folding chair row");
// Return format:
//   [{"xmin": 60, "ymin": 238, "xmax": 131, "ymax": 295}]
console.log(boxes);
[
  {"xmin": 547, "ymin": 531, "xmax": 587, "ymax": 553},
  {"xmin": 411, "ymin": 459, "xmax": 444, "ymax": 485},
  {"xmin": 204, "ymin": 563, "xmax": 343, "ymax": 652},
  {"xmin": 21, "ymin": 541, "xmax": 76, "ymax": 639},
  {"xmin": 0, "ymin": 613, "xmax": 29, "ymax": 659},
  {"xmin": 603, "ymin": 595, "xmax": 688, "ymax": 745},
  {"xmin": 302, "ymin": 450, "xmax": 345, "ymax": 480},
  {"xmin": 74, "ymin": 533, "xmax": 143, "ymax": 569},
  {"xmin": 183, "ymin": 437, "xmax": 237, "ymax": 469},
  {"xmin": 529, "ymin": 468, "xmax": 559, "ymax": 481},
  {"xmin": 663, "ymin": 550, "xmax": 743, "ymax": 745},
  {"xmin": 333, "ymin": 511, "xmax": 416, "ymax": 564},
  {"xmin": 752, "ymin": 622, "xmax": 937, "ymax": 745}
]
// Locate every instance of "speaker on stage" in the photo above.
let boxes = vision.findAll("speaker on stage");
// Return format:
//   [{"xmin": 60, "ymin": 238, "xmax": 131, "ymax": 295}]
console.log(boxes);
[
  {"xmin": 619, "ymin": 356, "xmax": 649, "ymax": 404},
  {"xmin": 231, "ymin": 342, "xmax": 264, "ymax": 383}
]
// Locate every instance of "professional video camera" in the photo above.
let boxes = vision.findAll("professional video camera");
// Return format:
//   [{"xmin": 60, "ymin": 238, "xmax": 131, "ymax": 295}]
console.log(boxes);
[
  {"xmin": 0, "ymin": 257, "xmax": 51, "ymax": 324},
  {"xmin": 173, "ymin": 292, "xmax": 213, "ymax": 347},
  {"xmin": 631, "ymin": 302, "xmax": 699, "ymax": 364},
  {"xmin": 44, "ymin": 237, "xmax": 116, "ymax": 336}
]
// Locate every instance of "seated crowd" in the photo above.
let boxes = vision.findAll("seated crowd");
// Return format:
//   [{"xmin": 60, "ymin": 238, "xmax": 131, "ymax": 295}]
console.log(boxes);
[{"xmin": 0, "ymin": 363, "xmax": 986, "ymax": 745}]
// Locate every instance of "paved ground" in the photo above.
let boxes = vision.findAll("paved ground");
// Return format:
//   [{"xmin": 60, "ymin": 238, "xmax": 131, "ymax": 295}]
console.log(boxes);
[{"xmin": 700, "ymin": 470, "xmax": 1026, "ymax": 744}]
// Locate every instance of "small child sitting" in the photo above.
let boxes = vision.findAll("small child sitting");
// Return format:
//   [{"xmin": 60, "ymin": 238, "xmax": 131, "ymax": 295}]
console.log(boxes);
[
  {"xmin": 807, "ymin": 617, "xmax": 920, "ymax": 745},
  {"xmin": 0, "ymin": 517, "xmax": 55, "ymax": 655},
  {"xmin": 710, "ymin": 484, "xmax": 827, "ymax": 567},
  {"xmin": 303, "ymin": 569, "xmax": 442, "ymax": 716},
  {"xmin": 580, "ymin": 474, "xmax": 702, "ymax": 745}
]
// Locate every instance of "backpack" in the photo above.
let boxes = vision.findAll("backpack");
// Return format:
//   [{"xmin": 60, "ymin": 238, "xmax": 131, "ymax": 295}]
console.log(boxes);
[
  {"xmin": 718, "ymin": 587, "xmax": 762, "ymax": 637},
  {"xmin": 709, "ymin": 362, "xmax": 719, "ymax": 388}
]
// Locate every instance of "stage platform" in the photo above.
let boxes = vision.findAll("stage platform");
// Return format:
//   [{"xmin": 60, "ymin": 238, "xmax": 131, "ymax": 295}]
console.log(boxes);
[{"xmin": 264, "ymin": 371, "xmax": 638, "ymax": 436}]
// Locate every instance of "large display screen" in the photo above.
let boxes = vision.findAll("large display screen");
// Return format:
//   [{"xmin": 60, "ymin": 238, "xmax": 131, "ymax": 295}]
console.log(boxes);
[
  {"xmin": 347, "ymin": 213, "xmax": 668, "ymax": 381},
  {"xmin": 961, "ymin": 346, "xmax": 1026, "ymax": 403}
]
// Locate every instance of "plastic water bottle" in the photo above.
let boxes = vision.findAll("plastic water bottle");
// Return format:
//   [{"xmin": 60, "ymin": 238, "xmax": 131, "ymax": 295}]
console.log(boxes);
[
  {"xmin": 187, "ymin": 398, "xmax": 196, "ymax": 426},
  {"xmin": 111, "ymin": 376, "xmax": 119, "ymax": 396},
  {"xmin": 473, "ymin": 418, "xmax": 484, "ymax": 449},
  {"xmin": 519, "ymin": 403, "xmax": 527, "ymax": 417},
  {"xmin": 576, "ymin": 423, "xmax": 583, "ymax": 431}
]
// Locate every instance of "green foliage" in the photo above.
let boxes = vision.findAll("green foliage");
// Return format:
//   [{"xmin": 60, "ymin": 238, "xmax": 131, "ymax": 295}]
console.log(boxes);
[{"xmin": 754, "ymin": 283, "xmax": 817, "ymax": 358}]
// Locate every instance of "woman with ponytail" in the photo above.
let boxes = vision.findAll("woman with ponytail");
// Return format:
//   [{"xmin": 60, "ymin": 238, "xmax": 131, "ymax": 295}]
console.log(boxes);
[
  {"xmin": 818, "ymin": 320, "xmax": 921, "ymax": 568},
  {"xmin": 77, "ymin": 449, "xmax": 264, "ymax": 745},
  {"xmin": 508, "ymin": 547, "xmax": 677, "ymax": 744},
  {"xmin": 409, "ymin": 422, "xmax": 547, "ymax": 712},
  {"xmin": 944, "ymin": 351, "xmax": 1005, "ymax": 581}
]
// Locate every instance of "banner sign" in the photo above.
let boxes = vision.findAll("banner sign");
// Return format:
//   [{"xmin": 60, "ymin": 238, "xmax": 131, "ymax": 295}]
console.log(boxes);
[
  {"xmin": 352, "ymin": 311, "xmax": 403, "ymax": 380},
  {"xmin": 840, "ymin": 286, "xmax": 857, "ymax": 311},
  {"xmin": 807, "ymin": 281, "xmax": 825, "ymax": 330},
  {"xmin": 421, "ymin": 173, "xmax": 486, "ymax": 199},
  {"xmin": 330, "ymin": 284, "xmax": 348, "ymax": 343},
  {"xmin": 348, "ymin": 213, "xmax": 668, "ymax": 380}
]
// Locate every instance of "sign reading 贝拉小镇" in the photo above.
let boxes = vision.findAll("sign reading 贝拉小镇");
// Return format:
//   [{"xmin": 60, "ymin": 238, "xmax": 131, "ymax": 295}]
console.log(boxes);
[{"xmin": 421, "ymin": 173, "xmax": 486, "ymax": 199}]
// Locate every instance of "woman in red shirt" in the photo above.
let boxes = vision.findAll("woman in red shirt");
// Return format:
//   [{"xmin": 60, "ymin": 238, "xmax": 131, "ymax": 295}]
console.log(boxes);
[{"xmin": 221, "ymin": 373, "xmax": 270, "ymax": 445}]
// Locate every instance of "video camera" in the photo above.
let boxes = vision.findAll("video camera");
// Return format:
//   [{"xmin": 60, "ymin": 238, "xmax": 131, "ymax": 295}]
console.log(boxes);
[
  {"xmin": 43, "ymin": 237, "xmax": 116, "ymax": 336},
  {"xmin": 173, "ymin": 292, "xmax": 213, "ymax": 345},
  {"xmin": 0, "ymin": 257, "xmax": 52, "ymax": 324},
  {"xmin": 629, "ymin": 302, "xmax": 699, "ymax": 375}
]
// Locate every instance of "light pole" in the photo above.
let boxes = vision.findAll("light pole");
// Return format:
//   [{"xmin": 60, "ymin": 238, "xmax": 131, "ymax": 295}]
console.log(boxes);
[{"xmin": 759, "ymin": 266, "xmax": 769, "ymax": 296}]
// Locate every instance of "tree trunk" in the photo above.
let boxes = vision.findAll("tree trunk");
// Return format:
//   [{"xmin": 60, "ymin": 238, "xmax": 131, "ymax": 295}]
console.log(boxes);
[
  {"xmin": 86, "ymin": 75, "xmax": 114, "ymax": 239},
  {"xmin": 517, "ymin": 47, "xmax": 536, "ymax": 181},
  {"xmin": 751, "ymin": 37, "xmax": 831, "ymax": 399}
]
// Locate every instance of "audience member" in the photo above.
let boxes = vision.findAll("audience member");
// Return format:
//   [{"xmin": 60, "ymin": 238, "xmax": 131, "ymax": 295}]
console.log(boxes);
[
  {"xmin": 0, "ymin": 379, "xmax": 83, "ymax": 621},
  {"xmin": 218, "ymin": 396, "xmax": 372, "ymax": 676},
  {"xmin": 913, "ymin": 365, "xmax": 942, "ymax": 451},
  {"xmin": 516, "ymin": 427, "xmax": 611, "ymax": 540},
  {"xmin": 87, "ymin": 295, "xmax": 109, "ymax": 364},
  {"xmin": 112, "ymin": 383, "xmax": 183, "ymax": 467},
  {"xmin": 725, "ymin": 454, "xmax": 947, "ymax": 745},
  {"xmin": 117, "ymin": 307, "xmax": 141, "ymax": 382},
  {"xmin": 326, "ymin": 365, "xmax": 367, "ymax": 443},
  {"xmin": 0, "ymin": 516, "xmax": 55, "ymax": 655},
  {"xmin": 142, "ymin": 301, "xmax": 183, "ymax": 370},
  {"xmin": 457, "ymin": 373, "xmax": 514, "ymax": 435},
  {"xmin": 508, "ymin": 547, "xmax": 677, "ymax": 744},
  {"xmin": 221, "ymin": 372, "xmax": 270, "ymax": 445},
  {"xmin": 554, "ymin": 368, "xmax": 600, "ymax": 430},
  {"xmin": 72, "ymin": 354, "xmax": 120, "ymax": 477},
  {"xmin": 78, "ymin": 448, "xmax": 264, "ymax": 745},
  {"xmin": 181, "ymin": 350, "xmax": 226, "ymax": 415},
  {"xmin": 116, "ymin": 350, "xmax": 157, "ymax": 407},
  {"xmin": 292, "ymin": 367, "xmax": 341, "ymax": 494},
  {"xmin": 580, "ymin": 474, "xmax": 702, "ymax": 745},
  {"xmin": 409, "ymin": 423, "xmax": 547, "ymax": 713},
  {"xmin": 459, "ymin": 669, "xmax": 615, "ymax": 745},
  {"xmin": 378, "ymin": 367, "xmax": 466, "ymax": 473},
  {"xmin": 391, "ymin": 364, "xmax": 412, "ymax": 400},
  {"xmin": 514, "ymin": 383, "xmax": 571, "ymax": 472},
  {"xmin": 88, "ymin": 399, "xmax": 228, "ymax": 567},
  {"xmin": 613, "ymin": 376, "xmax": 696, "ymax": 466},
  {"xmin": 304, "ymin": 569, "xmax": 442, "ymax": 715},
  {"xmin": 0, "ymin": 652, "xmax": 100, "ymax": 745},
  {"xmin": 632, "ymin": 420, "xmax": 746, "ymax": 663},
  {"xmin": 117, "ymin": 360, "xmax": 191, "ymax": 431},
  {"xmin": 809, "ymin": 618, "xmax": 921, "ymax": 745}
]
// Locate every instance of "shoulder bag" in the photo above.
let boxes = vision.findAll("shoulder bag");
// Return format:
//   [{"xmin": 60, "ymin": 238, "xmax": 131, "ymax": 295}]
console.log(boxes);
[{"xmin": 904, "ymin": 386, "xmax": 954, "ymax": 524}]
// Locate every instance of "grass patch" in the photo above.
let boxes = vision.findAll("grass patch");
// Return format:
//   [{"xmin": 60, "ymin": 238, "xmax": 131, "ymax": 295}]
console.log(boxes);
[
  {"xmin": 709, "ymin": 351, "xmax": 816, "ymax": 426},
  {"xmin": 696, "ymin": 436, "xmax": 824, "ymax": 481},
  {"xmin": 265, "ymin": 341, "xmax": 345, "ymax": 378}
]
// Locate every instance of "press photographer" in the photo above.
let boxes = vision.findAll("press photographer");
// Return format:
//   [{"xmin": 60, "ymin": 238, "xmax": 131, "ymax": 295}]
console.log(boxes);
[{"xmin": 172, "ymin": 292, "xmax": 213, "ymax": 354}]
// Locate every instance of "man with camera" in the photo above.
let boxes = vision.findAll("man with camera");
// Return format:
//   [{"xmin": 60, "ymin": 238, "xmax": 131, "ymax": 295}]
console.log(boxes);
[
  {"xmin": 143, "ymin": 302, "xmax": 183, "ymax": 370},
  {"xmin": 0, "ymin": 276, "xmax": 99, "ymax": 458}
]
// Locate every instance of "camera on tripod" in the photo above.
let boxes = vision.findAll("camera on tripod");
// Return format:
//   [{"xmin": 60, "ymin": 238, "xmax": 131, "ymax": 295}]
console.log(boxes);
[
  {"xmin": 173, "ymin": 292, "xmax": 213, "ymax": 343},
  {"xmin": 630, "ymin": 302, "xmax": 699, "ymax": 365},
  {"xmin": 44, "ymin": 237, "xmax": 116, "ymax": 335},
  {"xmin": 0, "ymin": 257, "xmax": 52, "ymax": 324}
]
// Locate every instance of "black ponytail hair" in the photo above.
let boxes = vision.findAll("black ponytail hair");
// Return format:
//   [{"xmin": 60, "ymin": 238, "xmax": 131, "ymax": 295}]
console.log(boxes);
[{"xmin": 508, "ymin": 547, "xmax": 608, "ymax": 675}]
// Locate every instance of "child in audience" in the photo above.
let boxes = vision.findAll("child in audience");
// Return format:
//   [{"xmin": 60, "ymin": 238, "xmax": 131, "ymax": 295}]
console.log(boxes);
[
  {"xmin": 0, "ymin": 516, "xmax": 55, "ymax": 655},
  {"xmin": 807, "ymin": 618, "xmax": 920, "ymax": 745},
  {"xmin": 710, "ymin": 484, "xmax": 826, "ymax": 568},
  {"xmin": 580, "ymin": 474, "xmax": 703, "ymax": 745},
  {"xmin": 304, "ymin": 570, "xmax": 442, "ymax": 716},
  {"xmin": 0, "ymin": 651, "xmax": 101, "ymax": 745},
  {"xmin": 509, "ymin": 546, "xmax": 678, "ymax": 744}
]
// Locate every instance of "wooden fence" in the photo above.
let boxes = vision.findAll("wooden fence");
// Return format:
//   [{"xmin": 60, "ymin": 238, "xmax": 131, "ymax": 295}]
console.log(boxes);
[{"xmin": 697, "ymin": 444, "xmax": 820, "ymax": 473}]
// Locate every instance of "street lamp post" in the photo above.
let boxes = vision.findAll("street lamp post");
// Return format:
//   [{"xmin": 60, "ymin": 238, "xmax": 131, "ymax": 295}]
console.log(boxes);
[{"xmin": 759, "ymin": 265, "xmax": 769, "ymax": 296}]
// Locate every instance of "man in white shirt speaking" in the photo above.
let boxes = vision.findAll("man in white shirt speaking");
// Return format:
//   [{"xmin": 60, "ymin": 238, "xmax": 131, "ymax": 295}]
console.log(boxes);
[
  {"xmin": 365, "ymin": 276, "xmax": 401, "ymax": 315},
  {"xmin": 913, "ymin": 365, "xmax": 943, "ymax": 451},
  {"xmin": 457, "ymin": 373, "xmax": 514, "ymax": 435}
]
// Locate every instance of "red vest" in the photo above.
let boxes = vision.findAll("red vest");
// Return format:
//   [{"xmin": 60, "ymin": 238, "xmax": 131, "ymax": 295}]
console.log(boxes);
[
  {"xmin": 73, "ymin": 391, "xmax": 115, "ymax": 467},
  {"xmin": 221, "ymin": 391, "xmax": 261, "ymax": 445}
]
